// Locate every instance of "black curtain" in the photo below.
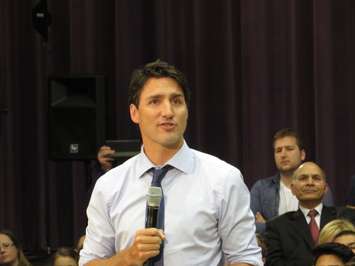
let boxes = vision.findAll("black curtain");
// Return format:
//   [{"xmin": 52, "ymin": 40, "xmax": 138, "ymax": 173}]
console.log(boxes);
[{"xmin": 1, "ymin": 0, "xmax": 355, "ymax": 251}]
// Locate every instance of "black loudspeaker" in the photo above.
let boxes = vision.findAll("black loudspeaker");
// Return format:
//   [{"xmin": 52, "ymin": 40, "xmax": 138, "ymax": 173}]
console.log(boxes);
[{"xmin": 48, "ymin": 75, "xmax": 106, "ymax": 160}]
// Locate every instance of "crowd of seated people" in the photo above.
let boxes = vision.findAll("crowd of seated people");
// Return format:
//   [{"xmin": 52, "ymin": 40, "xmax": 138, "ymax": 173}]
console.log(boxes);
[
  {"xmin": 0, "ymin": 230, "xmax": 81, "ymax": 266},
  {"xmin": 250, "ymin": 128, "xmax": 355, "ymax": 265}
]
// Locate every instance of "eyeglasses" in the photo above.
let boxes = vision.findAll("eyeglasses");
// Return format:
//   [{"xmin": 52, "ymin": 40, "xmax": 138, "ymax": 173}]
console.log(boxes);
[{"xmin": 0, "ymin": 242, "xmax": 14, "ymax": 249}]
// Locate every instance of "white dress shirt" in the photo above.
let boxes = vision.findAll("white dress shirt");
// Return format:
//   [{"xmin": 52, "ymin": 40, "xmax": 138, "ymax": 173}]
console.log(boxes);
[
  {"xmin": 299, "ymin": 203, "xmax": 323, "ymax": 228},
  {"xmin": 278, "ymin": 181, "xmax": 299, "ymax": 215},
  {"xmin": 79, "ymin": 142, "xmax": 263, "ymax": 266}
]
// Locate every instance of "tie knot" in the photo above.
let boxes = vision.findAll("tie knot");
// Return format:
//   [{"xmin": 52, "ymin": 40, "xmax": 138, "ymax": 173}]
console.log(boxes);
[
  {"xmin": 151, "ymin": 165, "xmax": 172, "ymax": 187},
  {"xmin": 308, "ymin": 209, "xmax": 318, "ymax": 218}
]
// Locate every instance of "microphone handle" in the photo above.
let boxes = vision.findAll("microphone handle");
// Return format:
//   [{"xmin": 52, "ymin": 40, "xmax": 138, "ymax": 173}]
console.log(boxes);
[
  {"xmin": 145, "ymin": 205, "xmax": 159, "ymax": 228},
  {"xmin": 144, "ymin": 205, "xmax": 160, "ymax": 265}
]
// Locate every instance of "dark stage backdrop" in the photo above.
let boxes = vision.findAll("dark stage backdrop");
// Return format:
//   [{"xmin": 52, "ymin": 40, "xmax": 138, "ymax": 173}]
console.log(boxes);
[{"xmin": 1, "ymin": 0, "xmax": 355, "ymax": 252}]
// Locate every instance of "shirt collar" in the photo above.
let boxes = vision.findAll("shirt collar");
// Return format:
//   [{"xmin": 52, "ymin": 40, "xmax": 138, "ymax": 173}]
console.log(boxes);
[
  {"xmin": 135, "ymin": 140, "xmax": 194, "ymax": 178},
  {"xmin": 299, "ymin": 203, "xmax": 323, "ymax": 217}
]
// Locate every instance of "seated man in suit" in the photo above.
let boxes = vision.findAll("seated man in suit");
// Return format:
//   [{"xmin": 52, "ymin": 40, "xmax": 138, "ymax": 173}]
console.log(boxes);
[
  {"xmin": 250, "ymin": 128, "xmax": 334, "ymax": 232},
  {"xmin": 265, "ymin": 161, "xmax": 337, "ymax": 266}
]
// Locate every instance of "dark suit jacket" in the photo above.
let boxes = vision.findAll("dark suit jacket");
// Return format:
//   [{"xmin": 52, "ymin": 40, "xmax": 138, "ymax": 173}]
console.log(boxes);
[{"xmin": 265, "ymin": 206, "xmax": 337, "ymax": 266}]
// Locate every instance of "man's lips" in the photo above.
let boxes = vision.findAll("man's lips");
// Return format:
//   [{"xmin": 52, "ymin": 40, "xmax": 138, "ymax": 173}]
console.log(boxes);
[
  {"xmin": 302, "ymin": 189, "xmax": 318, "ymax": 193},
  {"xmin": 159, "ymin": 122, "xmax": 176, "ymax": 130}
]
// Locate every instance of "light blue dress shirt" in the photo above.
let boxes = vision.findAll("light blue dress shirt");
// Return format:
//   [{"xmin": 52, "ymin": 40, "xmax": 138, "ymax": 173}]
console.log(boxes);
[{"xmin": 79, "ymin": 142, "xmax": 263, "ymax": 266}]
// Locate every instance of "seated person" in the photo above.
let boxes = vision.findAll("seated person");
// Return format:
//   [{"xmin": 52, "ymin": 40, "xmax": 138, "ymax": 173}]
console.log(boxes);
[
  {"xmin": 333, "ymin": 231, "xmax": 355, "ymax": 254},
  {"xmin": 319, "ymin": 219, "xmax": 355, "ymax": 245},
  {"xmin": 95, "ymin": 145, "xmax": 116, "ymax": 176},
  {"xmin": 53, "ymin": 247, "xmax": 78, "ymax": 266},
  {"xmin": 75, "ymin": 235, "xmax": 85, "ymax": 254},
  {"xmin": 88, "ymin": 146, "xmax": 116, "ymax": 196},
  {"xmin": 313, "ymin": 242, "xmax": 354, "ymax": 266},
  {"xmin": 265, "ymin": 161, "xmax": 337, "ymax": 266},
  {"xmin": 251, "ymin": 129, "xmax": 334, "ymax": 232},
  {"xmin": 0, "ymin": 229, "xmax": 32, "ymax": 266}
]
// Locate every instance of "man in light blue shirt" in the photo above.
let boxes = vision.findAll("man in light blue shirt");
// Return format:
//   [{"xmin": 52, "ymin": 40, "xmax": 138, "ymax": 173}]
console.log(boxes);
[{"xmin": 79, "ymin": 60, "xmax": 262, "ymax": 266}]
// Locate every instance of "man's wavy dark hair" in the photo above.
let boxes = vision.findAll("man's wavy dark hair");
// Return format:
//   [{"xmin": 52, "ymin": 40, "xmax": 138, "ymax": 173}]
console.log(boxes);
[{"xmin": 128, "ymin": 59, "xmax": 190, "ymax": 107}]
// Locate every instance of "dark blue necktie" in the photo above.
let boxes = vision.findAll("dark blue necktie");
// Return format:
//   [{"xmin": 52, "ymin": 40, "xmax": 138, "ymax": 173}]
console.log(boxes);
[{"xmin": 148, "ymin": 165, "xmax": 172, "ymax": 266}]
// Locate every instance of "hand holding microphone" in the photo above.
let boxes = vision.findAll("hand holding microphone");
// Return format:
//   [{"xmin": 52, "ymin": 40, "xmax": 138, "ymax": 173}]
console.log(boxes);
[
  {"xmin": 124, "ymin": 228, "xmax": 165, "ymax": 265},
  {"xmin": 124, "ymin": 186, "xmax": 165, "ymax": 265}
]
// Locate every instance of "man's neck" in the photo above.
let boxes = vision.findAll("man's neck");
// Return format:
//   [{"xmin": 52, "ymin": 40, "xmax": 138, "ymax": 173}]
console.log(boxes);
[
  {"xmin": 299, "ymin": 200, "xmax": 322, "ymax": 210},
  {"xmin": 280, "ymin": 173, "xmax": 293, "ymax": 188},
  {"xmin": 143, "ymin": 141, "xmax": 183, "ymax": 166}
]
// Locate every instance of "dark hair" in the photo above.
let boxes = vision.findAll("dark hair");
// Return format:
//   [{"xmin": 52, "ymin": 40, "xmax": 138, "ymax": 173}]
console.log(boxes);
[
  {"xmin": 53, "ymin": 247, "xmax": 79, "ymax": 264},
  {"xmin": 345, "ymin": 256, "xmax": 355, "ymax": 266},
  {"xmin": 128, "ymin": 59, "xmax": 190, "ymax": 107},
  {"xmin": 0, "ymin": 229, "xmax": 32, "ymax": 266},
  {"xmin": 273, "ymin": 128, "xmax": 304, "ymax": 150},
  {"xmin": 313, "ymin": 242, "xmax": 354, "ymax": 264}
]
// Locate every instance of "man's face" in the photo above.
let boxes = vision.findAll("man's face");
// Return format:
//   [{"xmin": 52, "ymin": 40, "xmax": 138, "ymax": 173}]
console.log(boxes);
[
  {"xmin": 130, "ymin": 77, "xmax": 188, "ymax": 151},
  {"xmin": 291, "ymin": 163, "xmax": 327, "ymax": 204},
  {"xmin": 274, "ymin": 136, "xmax": 305, "ymax": 174},
  {"xmin": 315, "ymin": 254, "xmax": 344, "ymax": 266}
]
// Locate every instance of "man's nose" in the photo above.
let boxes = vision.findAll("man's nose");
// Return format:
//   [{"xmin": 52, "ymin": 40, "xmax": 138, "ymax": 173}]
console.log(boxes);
[
  {"xmin": 306, "ymin": 177, "xmax": 315, "ymax": 185},
  {"xmin": 161, "ymin": 101, "xmax": 174, "ymax": 117},
  {"xmin": 280, "ymin": 149, "xmax": 287, "ymax": 156}
]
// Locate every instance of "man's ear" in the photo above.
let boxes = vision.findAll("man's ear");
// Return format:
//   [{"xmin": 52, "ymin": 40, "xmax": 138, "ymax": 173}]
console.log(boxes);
[
  {"xmin": 290, "ymin": 182, "xmax": 296, "ymax": 196},
  {"xmin": 301, "ymin": 149, "xmax": 306, "ymax": 161},
  {"xmin": 129, "ymin": 104, "xmax": 139, "ymax": 124}
]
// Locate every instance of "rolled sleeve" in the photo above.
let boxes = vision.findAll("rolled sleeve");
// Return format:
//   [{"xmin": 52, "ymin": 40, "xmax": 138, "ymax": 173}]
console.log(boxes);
[{"xmin": 79, "ymin": 181, "xmax": 116, "ymax": 266}]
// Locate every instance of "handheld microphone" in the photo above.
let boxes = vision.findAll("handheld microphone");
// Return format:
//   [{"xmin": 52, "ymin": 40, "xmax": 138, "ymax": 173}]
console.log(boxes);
[{"xmin": 145, "ymin": 186, "xmax": 162, "ymax": 228}]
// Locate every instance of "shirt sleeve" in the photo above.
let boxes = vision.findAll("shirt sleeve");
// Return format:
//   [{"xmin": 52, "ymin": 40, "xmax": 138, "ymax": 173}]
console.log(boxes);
[
  {"xmin": 219, "ymin": 168, "xmax": 263, "ymax": 266},
  {"xmin": 250, "ymin": 180, "xmax": 267, "ymax": 233},
  {"xmin": 250, "ymin": 180, "xmax": 262, "ymax": 215},
  {"xmin": 79, "ymin": 180, "xmax": 116, "ymax": 266}
]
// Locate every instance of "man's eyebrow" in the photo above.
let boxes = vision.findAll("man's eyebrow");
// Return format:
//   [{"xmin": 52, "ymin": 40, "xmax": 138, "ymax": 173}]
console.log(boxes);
[{"xmin": 170, "ymin": 93, "xmax": 184, "ymax": 97}]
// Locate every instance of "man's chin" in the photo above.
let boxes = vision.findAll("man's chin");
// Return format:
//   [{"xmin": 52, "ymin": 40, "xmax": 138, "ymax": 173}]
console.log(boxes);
[
  {"xmin": 161, "ymin": 137, "xmax": 183, "ymax": 149},
  {"xmin": 299, "ymin": 196, "xmax": 323, "ymax": 202}
]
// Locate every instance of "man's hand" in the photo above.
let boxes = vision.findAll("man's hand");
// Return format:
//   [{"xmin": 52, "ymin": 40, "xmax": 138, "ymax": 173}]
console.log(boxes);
[
  {"xmin": 85, "ymin": 228, "xmax": 165, "ymax": 266},
  {"xmin": 125, "ymin": 228, "xmax": 165, "ymax": 265},
  {"xmin": 255, "ymin": 212, "xmax": 266, "ymax": 223},
  {"xmin": 97, "ymin": 145, "xmax": 116, "ymax": 171}
]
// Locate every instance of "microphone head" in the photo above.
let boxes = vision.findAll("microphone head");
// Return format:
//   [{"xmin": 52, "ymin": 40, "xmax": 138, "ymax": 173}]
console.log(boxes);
[{"xmin": 147, "ymin": 186, "xmax": 162, "ymax": 207}]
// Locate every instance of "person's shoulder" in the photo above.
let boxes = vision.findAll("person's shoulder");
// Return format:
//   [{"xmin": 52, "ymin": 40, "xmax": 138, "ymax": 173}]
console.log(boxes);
[
  {"xmin": 191, "ymin": 148, "xmax": 240, "ymax": 175},
  {"xmin": 252, "ymin": 174, "xmax": 279, "ymax": 188},
  {"xmin": 267, "ymin": 210, "xmax": 298, "ymax": 225}
]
